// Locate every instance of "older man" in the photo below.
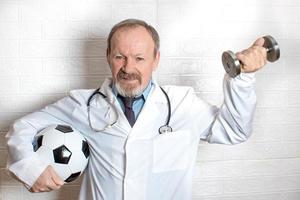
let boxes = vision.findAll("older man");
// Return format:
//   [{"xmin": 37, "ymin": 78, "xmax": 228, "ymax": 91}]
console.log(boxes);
[{"xmin": 6, "ymin": 19, "xmax": 266, "ymax": 199}]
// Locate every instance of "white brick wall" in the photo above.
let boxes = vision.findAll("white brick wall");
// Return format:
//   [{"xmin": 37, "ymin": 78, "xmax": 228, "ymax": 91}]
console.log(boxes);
[{"xmin": 0, "ymin": 0, "xmax": 299, "ymax": 199}]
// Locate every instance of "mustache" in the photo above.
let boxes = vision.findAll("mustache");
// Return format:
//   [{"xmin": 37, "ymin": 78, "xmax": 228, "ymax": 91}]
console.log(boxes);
[{"xmin": 117, "ymin": 69, "xmax": 142, "ymax": 83}]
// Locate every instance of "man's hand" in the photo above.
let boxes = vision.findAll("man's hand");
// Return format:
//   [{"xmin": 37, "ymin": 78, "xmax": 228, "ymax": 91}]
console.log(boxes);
[
  {"xmin": 236, "ymin": 37, "xmax": 268, "ymax": 73},
  {"xmin": 29, "ymin": 165, "xmax": 64, "ymax": 193}
]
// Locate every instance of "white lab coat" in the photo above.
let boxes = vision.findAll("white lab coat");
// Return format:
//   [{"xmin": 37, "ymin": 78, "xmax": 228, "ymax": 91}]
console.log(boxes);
[{"xmin": 6, "ymin": 73, "xmax": 256, "ymax": 200}]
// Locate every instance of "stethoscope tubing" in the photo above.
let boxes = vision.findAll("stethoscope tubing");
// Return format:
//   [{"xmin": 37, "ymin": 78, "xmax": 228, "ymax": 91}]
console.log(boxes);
[
  {"xmin": 87, "ymin": 86, "xmax": 172, "ymax": 134},
  {"xmin": 87, "ymin": 89, "xmax": 107, "ymax": 107}
]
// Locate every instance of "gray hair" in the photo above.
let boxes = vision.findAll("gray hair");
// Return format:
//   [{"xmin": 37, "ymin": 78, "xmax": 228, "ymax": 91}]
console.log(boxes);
[{"xmin": 106, "ymin": 19, "xmax": 160, "ymax": 56}]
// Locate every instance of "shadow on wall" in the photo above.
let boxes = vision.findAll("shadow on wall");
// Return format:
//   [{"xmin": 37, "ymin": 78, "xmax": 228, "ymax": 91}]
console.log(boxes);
[
  {"xmin": 2, "ymin": 31, "xmax": 111, "ymax": 199},
  {"xmin": 80, "ymin": 36, "xmax": 111, "ymax": 89},
  {"xmin": 41, "ymin": 36, "xmax": 111, "ymax": 107}
]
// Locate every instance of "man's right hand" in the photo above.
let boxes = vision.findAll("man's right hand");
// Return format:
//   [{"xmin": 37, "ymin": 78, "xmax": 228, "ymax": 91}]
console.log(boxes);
[{"xmin": 29, "ymin": 165, "xmax": 64, "ymax": 193}]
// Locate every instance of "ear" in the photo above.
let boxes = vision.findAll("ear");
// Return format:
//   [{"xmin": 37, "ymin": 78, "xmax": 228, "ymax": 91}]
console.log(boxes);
[
  {"xmin": 106, "ymin": 48, "xmax": 111, "ymax": 67},
  {"xmin": 152, "ymin": 51, "xmax": 160, "ymax": 71}
]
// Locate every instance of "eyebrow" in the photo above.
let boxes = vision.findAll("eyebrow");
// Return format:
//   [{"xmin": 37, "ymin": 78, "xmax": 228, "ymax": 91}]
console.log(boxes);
[
  {"xmin": 112, "ymin": 51, "xmax": 145, "ymax": 57},
  {"xmin": 134, "ymin": 53, "xmax": 145, "ymax": 57}
]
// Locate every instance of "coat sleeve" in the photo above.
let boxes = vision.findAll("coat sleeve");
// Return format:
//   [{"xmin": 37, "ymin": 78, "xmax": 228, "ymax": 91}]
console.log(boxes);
[
  {"xmin": 195, "ymin": 73, "xmax": 257, "ymax": 144},
  {"xmin": 5, "ymin": 93, "xmax": 81, "ymax": 189}
]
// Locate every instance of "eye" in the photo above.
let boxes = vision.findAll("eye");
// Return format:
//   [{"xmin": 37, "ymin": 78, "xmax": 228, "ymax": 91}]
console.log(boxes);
[
  {"xmin": 115, "ymin": 55, "xmax": 124, "ymax": 60},
  {"xmin": 136, "ymin": 57, "xmax": 145, "ymax": 62}
]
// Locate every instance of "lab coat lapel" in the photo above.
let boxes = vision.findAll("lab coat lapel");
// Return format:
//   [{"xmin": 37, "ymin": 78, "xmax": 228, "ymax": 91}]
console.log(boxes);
[
  {"xmin": 83, "ymin": 78, "xmax": 130, "ymax": 136},
  {"xmin": 97, "ymin": 78, "xmax": 132, "ymax": 133},
  {"xmin": 131, "ymin": 81, "xmax": 169, "ymax": 139}
]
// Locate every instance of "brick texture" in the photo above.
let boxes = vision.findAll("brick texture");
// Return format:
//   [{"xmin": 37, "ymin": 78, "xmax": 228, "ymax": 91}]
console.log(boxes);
[{"xmin": 0, "ymin": 0, "xmax": 299, "ymax": 199}]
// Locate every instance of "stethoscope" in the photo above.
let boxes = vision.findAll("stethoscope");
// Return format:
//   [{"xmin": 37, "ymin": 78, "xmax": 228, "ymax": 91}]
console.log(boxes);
[{"xmin": 87, "ymin": 86, "xmax": 172, "ymax": 134}]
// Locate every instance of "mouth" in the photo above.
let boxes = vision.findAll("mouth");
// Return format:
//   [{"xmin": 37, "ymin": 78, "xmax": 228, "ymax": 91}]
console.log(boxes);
[
  {"xmin": 117, "ymin": 69, "xmax": 141, "ymax": 85},
  {"xmin": 119, "ymin": 77, "xmax": 139, "ymax": 83}
]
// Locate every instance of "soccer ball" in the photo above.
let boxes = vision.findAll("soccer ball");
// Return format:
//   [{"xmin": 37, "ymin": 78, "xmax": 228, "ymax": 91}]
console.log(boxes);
[{"xmin": 33, "ymin": 124, "xmax": 90, "ymax": 183}]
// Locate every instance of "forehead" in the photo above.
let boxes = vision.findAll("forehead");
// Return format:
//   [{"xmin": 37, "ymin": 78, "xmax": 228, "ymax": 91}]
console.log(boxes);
[{"xmin": 110, "ymin": 26, "xmax": 155, "ymax": 52}]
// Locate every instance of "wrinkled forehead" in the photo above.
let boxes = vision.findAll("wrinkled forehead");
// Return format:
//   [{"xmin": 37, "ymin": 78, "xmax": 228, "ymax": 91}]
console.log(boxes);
[{"xmin": 110, "ymin": 26, "xmax": 155, "ymax": 51}]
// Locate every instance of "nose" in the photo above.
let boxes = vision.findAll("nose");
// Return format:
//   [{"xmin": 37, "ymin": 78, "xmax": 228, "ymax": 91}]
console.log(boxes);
[{"xmin": 123, "ymin": 57, "xmax": 135, "ymax": 72}]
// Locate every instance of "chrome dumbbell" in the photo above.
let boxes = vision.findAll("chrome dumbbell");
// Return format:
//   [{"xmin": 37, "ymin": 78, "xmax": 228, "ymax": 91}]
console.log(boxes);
[{"xmin": 222, "ymin": 35, "xmax": 280, "ymax": 78}]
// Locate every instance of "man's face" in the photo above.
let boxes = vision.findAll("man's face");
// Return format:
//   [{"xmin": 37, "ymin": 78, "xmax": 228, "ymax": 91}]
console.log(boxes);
[{"xmin": 107, "ymin": 26, "xmax": 160, "ymax": 97}]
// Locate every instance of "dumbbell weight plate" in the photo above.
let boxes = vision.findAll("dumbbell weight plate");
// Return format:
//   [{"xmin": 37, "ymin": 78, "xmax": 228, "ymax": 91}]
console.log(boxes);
[
  {"xmin": 222, "ymin": 50, "xmax": 241, "ymax": 78},
  {"xmin": 263, "ymin": 35, "xmax": 280, "ymax": 62}
]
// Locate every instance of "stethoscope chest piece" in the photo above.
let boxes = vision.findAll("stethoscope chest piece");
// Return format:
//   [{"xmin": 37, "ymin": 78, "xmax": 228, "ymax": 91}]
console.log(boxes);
[{"xmin": 159, "ymin": 125, "xmax": 172, "ymax": 134}]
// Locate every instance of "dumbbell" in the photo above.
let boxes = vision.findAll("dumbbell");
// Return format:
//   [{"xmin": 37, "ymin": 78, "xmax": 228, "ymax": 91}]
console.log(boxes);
[{"xmin": 222, "ymin": 35, "xmax": 280, "ymax": 78}]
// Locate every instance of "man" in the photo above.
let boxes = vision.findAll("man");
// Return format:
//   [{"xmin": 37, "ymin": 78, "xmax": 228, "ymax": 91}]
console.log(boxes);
[{"xmin": 6, "ymin": 19, "xmax": 266, "ymax": 199}]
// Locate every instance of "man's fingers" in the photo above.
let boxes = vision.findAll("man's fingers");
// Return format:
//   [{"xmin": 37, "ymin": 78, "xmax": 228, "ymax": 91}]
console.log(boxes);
[
  {"xmin": 47, "ymin": 180, "xmax": 62, "ymax": 191},
  {"xmin": 236, "ymin": 52, "xmax": 248, "ymax": 72},
  {"xmin": 253, "ymin": 37, "xmax": 265, "ymax": 47},
  {"xmin": 236, "ymin": 46, "xmax": 267, "ymax": 73},
  {"xmin": 51, "ymin": 175, "xmax": 64, "ymax": 187},
  {"xmin": 49, "ymin": 166, "xmax": 64, "ymax": 186},
  {"xmin": 236, "ymin": 52, "xmax": 247, "ymax": 65},
  {"xmin": 29, "ymin": 165, "xmax": 64, "ymax": 193},
  {"xmin": 30, "ymin": 179, "xmax": 62, "ymax": 193},
  {"xmin": 47, "ymin": 166, "xmax": 64, "ymax": 190},
  {"xmin": 30, "ymin": 185, "xmax": 51, "ymax": 193}
]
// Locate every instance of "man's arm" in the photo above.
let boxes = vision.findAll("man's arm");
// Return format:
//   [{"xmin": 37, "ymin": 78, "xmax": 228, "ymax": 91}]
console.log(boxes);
[
  {"xmin": 196, "ymin": 38, "xmax": 267, "ymax": 144},
  {"xmin": 206, "ymin": 73, "xmax": 256, "ymax": 144},
  {"xmin": 6, "ymin": 94, "xmax": 79, "ymax": 191}
]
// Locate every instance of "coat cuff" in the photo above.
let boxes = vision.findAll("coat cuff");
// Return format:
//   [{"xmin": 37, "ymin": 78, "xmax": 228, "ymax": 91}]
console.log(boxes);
[
  {"xmin": 7, "ymin": 155, "xmax": 48, "ymax": 189},
  {"xmin": 225, "ymin": 72, "xmax": 256, "ymax": 87}
]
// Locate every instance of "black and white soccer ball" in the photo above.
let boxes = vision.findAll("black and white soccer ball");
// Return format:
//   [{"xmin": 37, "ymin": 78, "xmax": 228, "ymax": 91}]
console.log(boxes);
[{"xmin": 33, "ymin": 124, "xmax": 90, "ymax": 183}]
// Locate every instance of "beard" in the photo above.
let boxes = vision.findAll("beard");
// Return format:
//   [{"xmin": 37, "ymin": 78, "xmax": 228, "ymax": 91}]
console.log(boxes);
[{"xmin": 114, "ymin": 69, "xmax": 144, "ymax": 97}]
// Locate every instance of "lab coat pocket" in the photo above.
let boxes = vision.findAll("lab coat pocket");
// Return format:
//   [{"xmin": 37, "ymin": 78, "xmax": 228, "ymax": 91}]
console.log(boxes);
[{"xmin": 153, "ymin": 130, "xmax": 191, "ymax": 173}]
